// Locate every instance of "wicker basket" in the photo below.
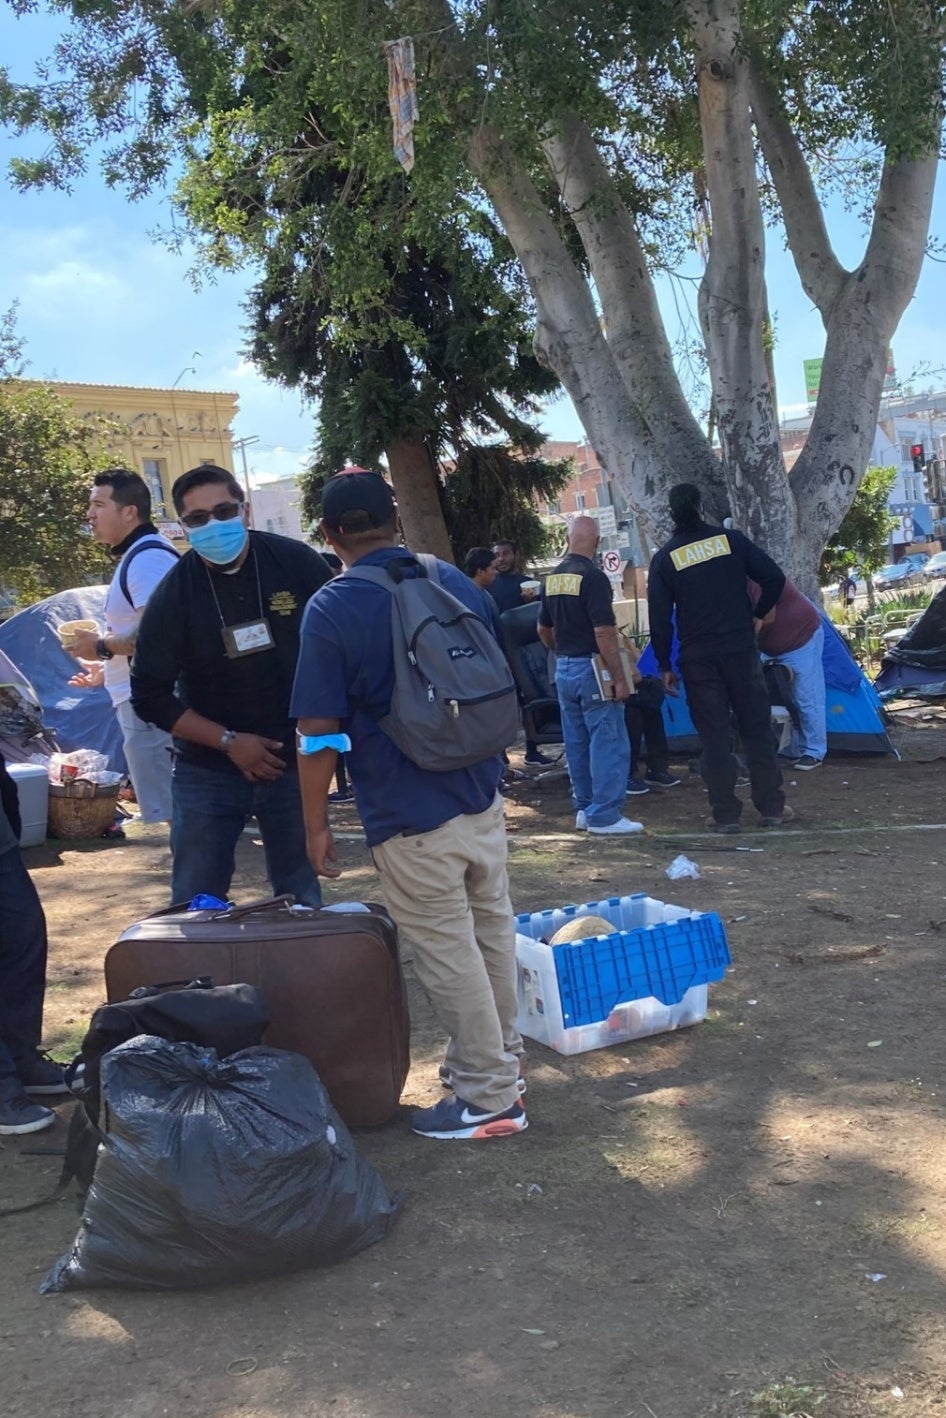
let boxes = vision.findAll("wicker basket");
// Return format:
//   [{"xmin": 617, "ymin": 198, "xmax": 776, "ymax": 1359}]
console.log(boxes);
[{"xmin": 47, "ymin": 781, "xmax": 122, "ymax": 840}]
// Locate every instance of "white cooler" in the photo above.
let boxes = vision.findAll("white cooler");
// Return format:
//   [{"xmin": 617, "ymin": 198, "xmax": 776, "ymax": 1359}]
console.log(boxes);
[{"xmin": 6, "ymin": 763, "xmax": 49, "ymax": 847}]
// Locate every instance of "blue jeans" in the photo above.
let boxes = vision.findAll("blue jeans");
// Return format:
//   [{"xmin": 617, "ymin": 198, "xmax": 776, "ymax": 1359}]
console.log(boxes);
[
  {"xmin": 762, "ymin": 624, "xmax": 827, "ymax": 761},
  {"xmin": 0, "ymin": 845, "xmax": 48, "ymax": 1100},
  {"xmin": 555, "ymin": 656, "xmax": 630, "ymax": 828},
  {"xmin": 170, "ymin": 760, "xmax": 322, "ymax": 907}
]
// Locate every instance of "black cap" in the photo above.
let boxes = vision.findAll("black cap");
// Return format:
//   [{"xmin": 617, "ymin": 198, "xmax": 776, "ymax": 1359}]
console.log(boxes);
[{"xmin": 321, "ymin": 467, "xmax": 396, "ymax": 532}]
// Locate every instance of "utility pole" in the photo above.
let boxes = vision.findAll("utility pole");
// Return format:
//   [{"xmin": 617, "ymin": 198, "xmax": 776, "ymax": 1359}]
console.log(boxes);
[{"xmin": 232, "ymin": 435, "xmax": 260, "ymax": 525}]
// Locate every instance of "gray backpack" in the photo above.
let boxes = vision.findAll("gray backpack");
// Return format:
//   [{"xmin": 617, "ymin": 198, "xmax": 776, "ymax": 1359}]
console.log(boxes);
[{"xmin": 344, "ymin": 554, "xmax": 520, "ymax": 772}]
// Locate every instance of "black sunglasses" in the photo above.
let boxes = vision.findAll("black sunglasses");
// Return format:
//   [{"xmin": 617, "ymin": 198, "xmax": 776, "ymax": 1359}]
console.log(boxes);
[{"xmin": 180, "ymin": 501, "xmax": 245, "ymax": 530}]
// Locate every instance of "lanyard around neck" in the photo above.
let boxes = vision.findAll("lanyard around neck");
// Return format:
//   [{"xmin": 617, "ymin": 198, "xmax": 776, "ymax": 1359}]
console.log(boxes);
[{"xmin": 205, "ymin": 547, "xmax": 264, "ymax": 629}]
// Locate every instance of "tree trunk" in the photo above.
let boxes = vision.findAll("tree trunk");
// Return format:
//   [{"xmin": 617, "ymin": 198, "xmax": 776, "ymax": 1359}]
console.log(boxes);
[
  {"xmin": 470, "ymin": 125, "xmax": 726, "ymax": 540},
  {"xmin": 688, "ymin": 0, "xmax": 796, "ymax": 561},
  {"xmin": 541, "ymin": 114, "xmax": 728, "ymax": 518},
  {"xmin": 385, "ymin": 437, "xmax": 455, "ymax": 561}
]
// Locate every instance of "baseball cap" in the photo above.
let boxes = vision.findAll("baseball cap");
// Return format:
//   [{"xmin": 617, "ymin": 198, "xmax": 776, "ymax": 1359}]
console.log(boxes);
[{"xmin": 320, "ymin": 467, "xmax": 397, "ymax": 532}]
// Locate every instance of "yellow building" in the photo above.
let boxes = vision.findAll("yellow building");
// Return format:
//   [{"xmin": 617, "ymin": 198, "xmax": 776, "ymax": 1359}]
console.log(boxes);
[{"xmin": 38, "ymin": 382, "xmax": 239, "ymax": 538}]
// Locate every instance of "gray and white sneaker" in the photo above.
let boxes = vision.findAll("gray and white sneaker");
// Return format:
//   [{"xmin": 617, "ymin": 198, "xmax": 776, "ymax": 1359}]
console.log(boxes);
[{"xmin": 575, "ymin": 809, "xmax": 588, "ymax": 831}]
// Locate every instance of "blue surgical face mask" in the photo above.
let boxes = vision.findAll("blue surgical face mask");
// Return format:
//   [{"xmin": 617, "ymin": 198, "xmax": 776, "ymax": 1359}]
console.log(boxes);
[{"xmin": 186, "ymin": 516, "xmax": 249, "ymax": 566}]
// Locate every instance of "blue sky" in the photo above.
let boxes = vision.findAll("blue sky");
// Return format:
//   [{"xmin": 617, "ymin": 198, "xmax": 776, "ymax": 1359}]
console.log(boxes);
[{"xmin": 1, "ymin": 6, "xmax": 944, "ymax": 483}]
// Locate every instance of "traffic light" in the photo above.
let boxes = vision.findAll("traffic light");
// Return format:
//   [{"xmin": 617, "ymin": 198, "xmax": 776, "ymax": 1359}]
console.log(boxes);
[{"xmin": 910, "ymin": 443, "xmax": 925, "ymax": 473}]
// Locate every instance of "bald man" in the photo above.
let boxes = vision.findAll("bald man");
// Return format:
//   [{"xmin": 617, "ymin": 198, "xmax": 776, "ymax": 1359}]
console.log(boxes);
[{"xmin": 537, "ymin": 517, "xmax": 642, "ymax": 835}]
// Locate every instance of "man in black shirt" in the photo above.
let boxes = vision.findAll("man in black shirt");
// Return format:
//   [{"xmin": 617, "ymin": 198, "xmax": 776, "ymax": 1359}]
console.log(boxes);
[
  {"xmin": 487, "ymin": 542, "xmax": 557, "ymax": 767},
  {"xmin": 488, "ymin": 540, "xmax": 532, "ymax": 615},
  {"xmin": 648, "ymin": 483, "xmax": 789, "ymax": 832},
  {"xmin": 538, "ymin": 517, "xmax": 642, "ymax": 835},
  {"xmin": 131, "ymin": 464, "xmax": 332, "ymax": 903}
]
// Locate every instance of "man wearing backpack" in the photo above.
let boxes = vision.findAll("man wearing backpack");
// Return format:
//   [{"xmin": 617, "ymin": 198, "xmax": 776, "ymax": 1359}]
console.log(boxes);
[
  {"xmin": 66, "ymin": 469, "xmax": 178, "ymax": 824},
  {"xmin": 292, "ymin": 468, "xmax": 527, "ymax": 1141}
]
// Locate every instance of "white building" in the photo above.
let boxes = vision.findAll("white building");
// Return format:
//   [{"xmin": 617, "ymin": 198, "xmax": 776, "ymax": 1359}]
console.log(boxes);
[
  {"xmin": 248, "ymin": 475, "xmax": 311, "ymax": 542},
  {"xmin": 780, "ymin": 395, "xmax": 946, "ymax": 553}
]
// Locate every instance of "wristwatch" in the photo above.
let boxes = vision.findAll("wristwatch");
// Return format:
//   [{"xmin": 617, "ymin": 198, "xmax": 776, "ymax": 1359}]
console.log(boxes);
[
  {"xmin": 219, "ymin": 729, "xmax": 238, "ymax": 752},
  {"xmin": 95, "ymin": 637, "xmax": 114, "ymax": 661}
]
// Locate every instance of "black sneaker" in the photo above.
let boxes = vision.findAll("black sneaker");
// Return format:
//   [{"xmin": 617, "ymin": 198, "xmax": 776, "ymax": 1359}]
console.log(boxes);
[
  {"xmin": 524, "ymin": 748, "xmax": 562, "ymax": 767},
  {"xmin": 18, "ymin": 1050, "xmax": 69, "ymax": 1096},
  {"xmin": 626, "ymin": 777, "xmax": 650, "ymax": 796},
  {"xmin": 793, "ymin": 755, "xmax": 821, "ymax": 771},
  {"xmin": 645, "ymin": 770, "xmax": 681, "ymax": 789},
  {"xmin": 0, "ymin": 1093, "xmax": 55, "ymax": 1135},
  {"xmin": 705, "ymin": 816, "xmax": 742, "ymax": 835},
  {"xmin": 327, "ymin": 788, "xmax": 354, "ymax": 803}
]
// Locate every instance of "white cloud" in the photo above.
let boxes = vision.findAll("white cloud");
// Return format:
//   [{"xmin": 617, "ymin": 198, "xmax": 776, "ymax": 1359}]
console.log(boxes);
[{"xmin": 20, "ymin": 258, "xmax": 131, "ymax": 322}]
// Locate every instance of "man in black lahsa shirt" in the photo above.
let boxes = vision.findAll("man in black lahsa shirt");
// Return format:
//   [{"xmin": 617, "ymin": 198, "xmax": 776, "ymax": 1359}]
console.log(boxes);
[
  {"xmin": 131, "ymin": 464, "xmax": 332, "ymax": 903},
  {"xmin": 648, "ymin": 483, "xmax": 789, "ymax": 833},
  {"xmin": 538, "ymin": 516, "xmax": 641, "ymax": 835}
]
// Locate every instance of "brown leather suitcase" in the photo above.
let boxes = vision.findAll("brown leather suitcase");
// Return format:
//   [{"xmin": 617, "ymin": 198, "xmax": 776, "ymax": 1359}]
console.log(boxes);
[{"xmin": 104, "ymin": 897, "xmax": 410, "ymax": 1128}]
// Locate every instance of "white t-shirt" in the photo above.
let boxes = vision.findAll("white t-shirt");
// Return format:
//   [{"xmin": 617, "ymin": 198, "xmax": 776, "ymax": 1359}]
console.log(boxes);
[{"xmin": 103, "ymin": 534, "xmax": 179, "ymax": 707}]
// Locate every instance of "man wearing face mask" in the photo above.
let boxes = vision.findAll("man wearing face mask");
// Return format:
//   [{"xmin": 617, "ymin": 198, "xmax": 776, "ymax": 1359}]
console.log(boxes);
[{"xmin": 131, "ymin": 464, "xmax": 333, "ymax": 904}]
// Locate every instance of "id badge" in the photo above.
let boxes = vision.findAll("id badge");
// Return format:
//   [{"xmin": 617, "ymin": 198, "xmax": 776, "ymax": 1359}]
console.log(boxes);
[{"xmin": 221, "ymin": 617, "xmax": 275, "ymax": 659}]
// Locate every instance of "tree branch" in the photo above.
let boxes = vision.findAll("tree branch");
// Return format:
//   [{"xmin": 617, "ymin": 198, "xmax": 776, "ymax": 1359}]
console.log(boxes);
[
  {"xmin": 469, "ymin": 124, "xmax": 677, "ymax": 530},
  {"xmin": 540, "ymin": 112, "xmax": 727, "ymax": 508},
  {"xmin": 748, "ymin": 55, "xmax": 847, "ymax": 319},
  {"xmin": 791, "ymin": 144, "xmax": 939, "ymax": 541}
]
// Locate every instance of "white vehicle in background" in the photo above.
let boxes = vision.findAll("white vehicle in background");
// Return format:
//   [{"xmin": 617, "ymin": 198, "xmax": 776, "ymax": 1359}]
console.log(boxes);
[{"xmin": 923, "ymin": 550, "xmax": 946, "ymax": 582}]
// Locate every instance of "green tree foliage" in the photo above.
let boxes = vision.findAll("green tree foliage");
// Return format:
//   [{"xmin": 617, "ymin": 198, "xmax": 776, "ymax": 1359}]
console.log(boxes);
[
  {"xmin": 0, "ymin": 310, "xmax": 112, "ymax": 602},
  {"xmin": 440, "ymin": 445, "xmax": 571, "ymax": 566},
  {"xmin": 0, "ymin": 2, "xmax": 941, "ymax": 590},
  {"xmin": 249, "ymin": 199, "xmax": 565, "ymax": 554},
  {"xmin": 820, "ymin": 465, "xmax": 898, "ymax": 581}
]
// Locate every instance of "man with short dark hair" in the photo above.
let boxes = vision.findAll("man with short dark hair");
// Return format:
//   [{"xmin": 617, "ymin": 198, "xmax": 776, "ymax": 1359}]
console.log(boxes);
[
  {"xmin": 131, "ymin": 463, "xmax": 332, "ymax": 903},
  {"xmin": 66, "ymin": 469, "xmax": 178, "ymax": 823},
  {"xmin": 648, "ymin": 483, "xmax": 790, "ymax": 833},
  {"xmin": 488, "ymin": 540, "xmax": 531, "ymax": 614},
  {"xmin": 292, "ymin": 469, "xmax": 527, "ymax": 1142},
  {"xmin": 464, "ymin": 546, "xmax": 499, "ymax": 591}
]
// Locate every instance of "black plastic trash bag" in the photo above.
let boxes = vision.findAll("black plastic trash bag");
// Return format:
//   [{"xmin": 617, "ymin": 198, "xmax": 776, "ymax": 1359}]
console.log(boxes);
[{"xmin": 41, "ymin": 1037, "xmax": 402, "ymax": 1293}]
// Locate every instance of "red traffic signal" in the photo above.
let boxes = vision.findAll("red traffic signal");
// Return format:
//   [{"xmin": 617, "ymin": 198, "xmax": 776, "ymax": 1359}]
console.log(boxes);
[{"xmin": 911, "ymin": 443, "xmax": 925, "ymax": 472}]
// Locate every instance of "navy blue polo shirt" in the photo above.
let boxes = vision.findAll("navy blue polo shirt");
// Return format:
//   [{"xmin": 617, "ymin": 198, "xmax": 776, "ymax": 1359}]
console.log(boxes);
[{"xmin": 290, "ymin": 547, "xmax": 504, "ymax": 847}]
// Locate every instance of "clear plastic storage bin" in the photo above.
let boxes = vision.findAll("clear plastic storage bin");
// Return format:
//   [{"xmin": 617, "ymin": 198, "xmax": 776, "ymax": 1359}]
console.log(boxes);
[{"xmin": 515, "ymin": 893, "xmax": 730, "ymax": 1056}]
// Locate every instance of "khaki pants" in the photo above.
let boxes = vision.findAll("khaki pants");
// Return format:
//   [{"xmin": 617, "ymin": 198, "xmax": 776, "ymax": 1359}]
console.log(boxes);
[{"xmin": 372, "ymin": 793, "xmax": 522, "ymax": 1113}]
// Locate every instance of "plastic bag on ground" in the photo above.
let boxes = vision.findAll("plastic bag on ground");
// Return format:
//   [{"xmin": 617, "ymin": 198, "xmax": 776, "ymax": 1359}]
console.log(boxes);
[
  {"xmin": 666, "ymin": 853, "xmax": 701, "ymax": 880},
  {"xmin": 41, "ymin": 1037, "xmax": 402, "ymax": 1293}
]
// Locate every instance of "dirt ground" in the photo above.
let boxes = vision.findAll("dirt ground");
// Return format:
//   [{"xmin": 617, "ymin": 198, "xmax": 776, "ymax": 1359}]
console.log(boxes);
[{"xmin": 3, "ymin": 708, "xmax": 946, "ymax": 1418}]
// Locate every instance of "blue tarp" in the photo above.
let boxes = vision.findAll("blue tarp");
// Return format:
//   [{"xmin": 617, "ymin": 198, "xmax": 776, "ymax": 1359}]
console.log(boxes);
[
  {"xmin": 0, "ymin": 587, "xmax": 126, "ymax": 772},
  {"xmin": 637, "ymin": 611, "xmax": 894, "ymax": 755}
]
